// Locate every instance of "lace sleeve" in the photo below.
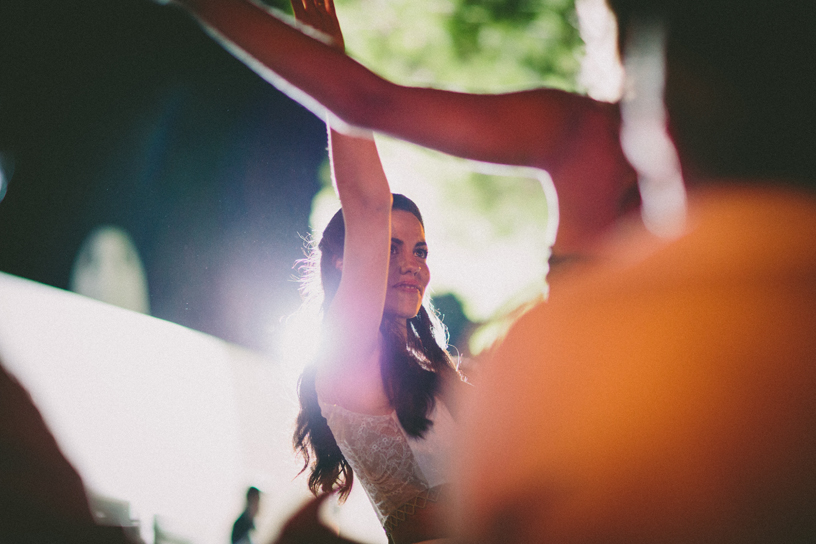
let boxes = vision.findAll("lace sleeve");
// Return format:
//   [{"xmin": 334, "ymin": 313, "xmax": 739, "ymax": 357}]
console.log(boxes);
[{"xmin": 318, "ymin": 401, "xmax": 432, "ymax": 523}]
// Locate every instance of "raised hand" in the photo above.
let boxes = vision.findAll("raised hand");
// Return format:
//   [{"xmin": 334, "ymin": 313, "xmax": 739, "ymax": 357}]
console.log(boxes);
[{"xmin": 290, "ymin": 0, "xmax": 345, "ymax": 52}]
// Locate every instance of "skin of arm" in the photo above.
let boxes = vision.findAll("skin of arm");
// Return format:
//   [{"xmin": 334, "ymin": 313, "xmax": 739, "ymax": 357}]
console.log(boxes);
[
  {"xmin": 171, "ymin": 0, "xmax": 638, "ymax": 255},
  {"xmin": 289, "ymin": 0, "xmax": 394, "ymax": 413},
  {"xmin": 174, "ymin": 0, "xmax": 567, "ymax": 166}
]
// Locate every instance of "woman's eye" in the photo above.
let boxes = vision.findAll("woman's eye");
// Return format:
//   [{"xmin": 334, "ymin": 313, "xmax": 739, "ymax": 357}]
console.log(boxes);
[
  {"xmin": 415, "ymin": 248, "xmax": 428, "ymax": 259},
  {"xmin": 390, "ymin": 245, "xmax": 398, "ymax": 255}
]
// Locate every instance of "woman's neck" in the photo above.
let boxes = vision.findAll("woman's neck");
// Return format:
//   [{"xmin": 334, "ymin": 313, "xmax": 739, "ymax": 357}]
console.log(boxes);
[{"xmin": 382, "ymin": 316, "xmax": 409, "ymax": 342}]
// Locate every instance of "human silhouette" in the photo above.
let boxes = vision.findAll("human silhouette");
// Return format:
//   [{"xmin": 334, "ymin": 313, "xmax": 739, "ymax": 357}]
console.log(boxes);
[{"xmin": 231, "ymin": 486, "xmax": 261, "ymax": 544}]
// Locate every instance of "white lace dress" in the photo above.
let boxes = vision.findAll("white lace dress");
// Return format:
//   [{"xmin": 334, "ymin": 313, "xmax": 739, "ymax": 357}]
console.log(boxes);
[{"xmin": 317, "ymin": 397, "xmax": 456, "ymax": 537}]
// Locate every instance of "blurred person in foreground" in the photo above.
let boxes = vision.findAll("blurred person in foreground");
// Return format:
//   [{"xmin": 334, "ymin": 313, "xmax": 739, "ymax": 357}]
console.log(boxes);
[
  {"xmin": 0, "ymin": 359, "xmax": 137, "ymax": 543},
  {"xmin": 454, "ymin": 1, "xmax": 816, "ymax": 542}
]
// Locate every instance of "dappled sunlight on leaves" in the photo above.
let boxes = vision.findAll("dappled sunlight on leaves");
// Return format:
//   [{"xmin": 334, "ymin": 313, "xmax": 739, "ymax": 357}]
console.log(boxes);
[{"xmin": 336, "ymin": 0, "xmax": 582, "ymax": 92}]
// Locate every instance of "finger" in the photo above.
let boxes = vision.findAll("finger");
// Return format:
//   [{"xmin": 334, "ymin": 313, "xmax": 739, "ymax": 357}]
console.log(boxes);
[
  {"xmin": 286, "ymin": 493, "xmax": 333, "ymax": 529},
  {"xmin": 310, "ymin": 0, "xmax": 330, "ymax": 17},
  {"xmin": 290, "ymin": 0, "xmax": 306, "ymax": 19}
]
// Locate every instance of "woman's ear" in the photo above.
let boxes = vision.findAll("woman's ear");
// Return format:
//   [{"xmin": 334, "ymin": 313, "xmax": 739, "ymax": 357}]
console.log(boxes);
[{"xmin": 333, "ymin": 257, "xmax": 343, "ymax": 272}]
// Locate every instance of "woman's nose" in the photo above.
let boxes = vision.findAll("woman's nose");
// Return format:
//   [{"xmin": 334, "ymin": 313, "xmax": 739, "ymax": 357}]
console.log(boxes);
[{"xmin": 399, "ymin": 252, "xmax": 420, "ymax": 274}]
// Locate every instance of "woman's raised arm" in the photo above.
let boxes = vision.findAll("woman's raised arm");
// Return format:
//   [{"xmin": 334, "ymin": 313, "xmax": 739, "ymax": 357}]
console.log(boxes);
[
  {"xmin": 318, "ymin": 130, "xmax": 393, "ymax": 411},
  {"xmin": 287, "ymin": 0, "xmax": 393, "ymax": 411}
]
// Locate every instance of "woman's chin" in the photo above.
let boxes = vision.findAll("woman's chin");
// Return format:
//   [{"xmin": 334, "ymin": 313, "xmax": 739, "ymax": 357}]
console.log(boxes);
[{"xmin": 384, "ymin": 305, "xmax": 422, "ymax": 323}]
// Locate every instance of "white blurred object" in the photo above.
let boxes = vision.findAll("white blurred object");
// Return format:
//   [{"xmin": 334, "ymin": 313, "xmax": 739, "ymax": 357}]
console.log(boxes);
[
  {"xmin": 576, "ymin": 0, "xmax": 625, "ymax": 102},
  {"xmin": 620, "ymin": 19, "xmax": 687, "ymax": 238},
  {"xmin": 70, "ymin": 225, "xmax": 150, "ymax": 314}
]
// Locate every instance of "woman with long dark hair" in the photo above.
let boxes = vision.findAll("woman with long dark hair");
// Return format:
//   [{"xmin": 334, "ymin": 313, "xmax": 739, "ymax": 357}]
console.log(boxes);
[
  {"xmin": 287, "ymin": 4, "xmax": 464, "ymax": 543},
  {"xmin": 293, "ymin": 193, "xmax": 461, "ymax": 542}
]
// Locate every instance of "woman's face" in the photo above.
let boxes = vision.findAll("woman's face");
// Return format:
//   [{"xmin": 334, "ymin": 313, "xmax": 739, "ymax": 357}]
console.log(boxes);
[{"xmin": 383, "ymin": 209, "xmax": 430, "ymax": 323}]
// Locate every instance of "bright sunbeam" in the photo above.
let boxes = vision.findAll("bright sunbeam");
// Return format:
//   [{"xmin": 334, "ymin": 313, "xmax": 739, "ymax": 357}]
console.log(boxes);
[{"xmin": 275, "ymin": 303, "xmax": 323, "ymax": 378}]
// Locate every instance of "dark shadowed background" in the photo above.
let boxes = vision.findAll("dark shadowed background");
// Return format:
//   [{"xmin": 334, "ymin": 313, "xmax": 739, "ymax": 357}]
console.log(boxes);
[{"xmin": 0, "ymin": 0, "xmax": 328, "ymax": 351}]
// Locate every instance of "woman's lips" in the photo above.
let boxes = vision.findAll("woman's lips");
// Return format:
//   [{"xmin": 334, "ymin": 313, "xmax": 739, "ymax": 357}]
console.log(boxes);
[{"xmin": 393, "ymin": 282, "xmax": 421, "ymax": 292}]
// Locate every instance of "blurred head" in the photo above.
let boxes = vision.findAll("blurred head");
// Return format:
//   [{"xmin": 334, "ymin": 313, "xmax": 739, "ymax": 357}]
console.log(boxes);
[
  {"xmin": 317, "ymin": 194, "xmax": 428, "ymax": 321},
  {"xmin": 608, "ymin": 0, "xmax": 816, "ymax": 187},
  {"xmin": 246, "ymin": 486, "xmax": 260, "ymax": 516}
]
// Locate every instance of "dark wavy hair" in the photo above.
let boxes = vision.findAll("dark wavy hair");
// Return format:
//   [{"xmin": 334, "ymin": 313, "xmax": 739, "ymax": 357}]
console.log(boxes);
[{"xmin": 293, "ymin": 194, "xmax": 458, "ymax": 500}]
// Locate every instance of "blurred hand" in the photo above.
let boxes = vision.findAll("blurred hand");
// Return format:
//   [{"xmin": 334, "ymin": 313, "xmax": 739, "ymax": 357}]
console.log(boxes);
[
  {"xmin": 290, "ymin": 0, "xmax": 345, "ymax": 51},
  {"xmin": 270, "ymin": 494, "xmax": 361, "ymax": 544}
]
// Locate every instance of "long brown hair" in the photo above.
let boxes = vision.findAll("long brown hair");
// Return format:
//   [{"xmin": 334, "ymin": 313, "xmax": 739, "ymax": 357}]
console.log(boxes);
[{"xmin": 292, "ymin": 194, "xmax": 458, "ymax": 500}]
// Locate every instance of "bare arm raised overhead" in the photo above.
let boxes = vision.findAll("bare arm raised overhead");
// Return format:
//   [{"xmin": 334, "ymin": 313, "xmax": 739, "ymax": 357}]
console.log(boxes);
[
  {"xmin": 289, "ymin": 0, "xmax": 395, "ymax": 413},
  {"xmin": 172, "ymin": 0, "xmax": 637, "ymax": 254},
  {"xmin": 285, "ymin": 8, "xmax": 460, "ymax": 540}
]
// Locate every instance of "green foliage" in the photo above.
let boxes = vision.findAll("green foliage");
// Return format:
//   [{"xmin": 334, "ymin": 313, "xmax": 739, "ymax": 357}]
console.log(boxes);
[
  {"xmin": 447, "ymin": 0, "xmax": 581, "ymax": 84},
  {"xmin": 333, "ymin": 0, "xmax": 583, "ymax": 92},
  {"xmin": 260, "ymin": 0, "xmax": 293, "ymax": 16}
]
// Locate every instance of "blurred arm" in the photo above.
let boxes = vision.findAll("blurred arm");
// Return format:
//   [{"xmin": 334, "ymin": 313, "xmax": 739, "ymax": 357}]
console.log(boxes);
[
  {"xmin": 173, "ymin": 0, "xmax": 637, "ymax": 254},
  {"xmin": 173, "ymin": 0, "xmax": 589, "ymax": 170}
]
